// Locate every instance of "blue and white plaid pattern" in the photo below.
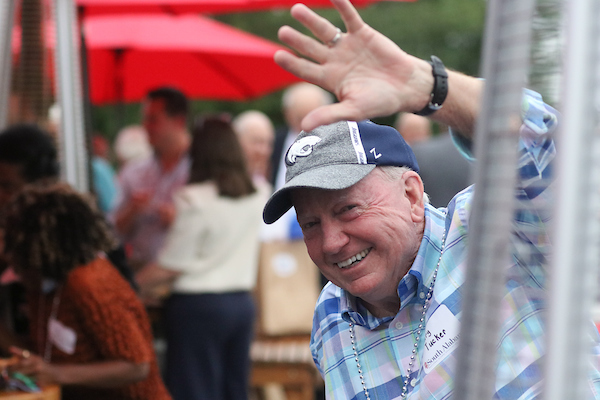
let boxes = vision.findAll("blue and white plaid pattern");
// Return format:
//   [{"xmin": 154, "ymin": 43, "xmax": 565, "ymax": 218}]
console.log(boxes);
[{"xmin": 310, "ymin": 90, "xmax": 600, "ymax": 399}]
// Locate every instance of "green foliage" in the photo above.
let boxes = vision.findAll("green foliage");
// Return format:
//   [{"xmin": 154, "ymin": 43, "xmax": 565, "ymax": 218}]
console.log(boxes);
[{"xmin": 91, "ymin": 0, "xmax": 485, "ymax": 139}]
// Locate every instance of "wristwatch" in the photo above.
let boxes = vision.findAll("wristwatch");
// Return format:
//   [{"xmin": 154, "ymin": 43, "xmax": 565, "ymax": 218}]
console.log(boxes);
[{"xmin": 415, "ymin": 55, "xmax": 448, "ymax": 116}]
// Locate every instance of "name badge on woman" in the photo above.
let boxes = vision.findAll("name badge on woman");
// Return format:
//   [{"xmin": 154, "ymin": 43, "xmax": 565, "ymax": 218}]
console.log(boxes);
[{"xmin": 48, "ymin": 318, "xmax": 77, "ymax": 355}]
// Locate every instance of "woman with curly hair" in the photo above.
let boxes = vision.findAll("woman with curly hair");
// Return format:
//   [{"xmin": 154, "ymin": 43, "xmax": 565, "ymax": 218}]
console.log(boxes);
[{"xmin": 2, "ymin": 183, "xmax": 171, "ymax": 400}]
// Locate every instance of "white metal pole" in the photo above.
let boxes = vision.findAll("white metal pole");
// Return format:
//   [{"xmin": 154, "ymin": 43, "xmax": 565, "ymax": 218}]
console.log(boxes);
[
  {"xmin": 453, "ymin": 0, "xmax": 536, "ymax": 398},
  {"xmin": 52, "ymin": 0, "xmax": 88, "ymax": 191},
  {"xmin": 0, "ymin": 0, "xmax": 18, "ymax": 130},
  {"xmin": 543, "ymin": 0, "xmax": 600, "ymax": 398}
]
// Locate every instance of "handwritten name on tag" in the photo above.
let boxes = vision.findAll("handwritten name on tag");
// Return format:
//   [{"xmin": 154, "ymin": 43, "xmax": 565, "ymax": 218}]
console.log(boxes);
[
  {"xmin": 48, "ymin": 318, "xmax": 77, "ymax": 355},
  {"xmin": 422, "ymin": 305, "xmax": 460, "ymax": 373}
]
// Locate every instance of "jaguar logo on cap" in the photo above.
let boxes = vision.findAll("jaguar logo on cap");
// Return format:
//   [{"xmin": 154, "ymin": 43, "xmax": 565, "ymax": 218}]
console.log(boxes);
[{"xmin": 286, "ymin": 136, "xmax": 322, "ymax": 165}]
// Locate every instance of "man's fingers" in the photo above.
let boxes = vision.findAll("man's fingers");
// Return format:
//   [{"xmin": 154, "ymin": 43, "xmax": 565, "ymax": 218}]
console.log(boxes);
[
  {"xmin": 301, "ymin": 103, "xmax": 365, "ymax": 133},
  {"xmin": 274, "ymin": 50, "xmax": 327, "ymax": 87},
  {"xmin": 331, "ymin": 0, "xmax": 365, "ymax": 33},
  {"xmin": 290, "ymin": 3, "xmax": 343, "ymax": 46},
  {"xmin": 277, "ymin": 25, "xmax": 329, "ymax": 63}
]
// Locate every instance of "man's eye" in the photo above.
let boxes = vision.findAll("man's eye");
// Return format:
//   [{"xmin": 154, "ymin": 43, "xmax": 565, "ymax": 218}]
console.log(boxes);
[
  {"xmin": 302, "ymin": 221, "xmax": 318, "ymax": 230},
  {"xmin": 338, "ymin": 205, "xmax": 361, "ymax": 220}
]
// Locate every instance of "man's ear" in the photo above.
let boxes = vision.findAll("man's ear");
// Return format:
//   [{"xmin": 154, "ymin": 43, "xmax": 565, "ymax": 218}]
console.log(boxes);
[{"xmin": 403, "ymin": 171, "xmax": 425, "ymax": 223}]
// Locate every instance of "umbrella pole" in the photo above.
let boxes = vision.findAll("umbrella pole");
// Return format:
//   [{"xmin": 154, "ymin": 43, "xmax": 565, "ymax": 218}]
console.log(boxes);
[
  {"xmin": 78, "ymin": 5, "xmax": 95, "ymax": 194},
  {"xmin": 114, "ymin": 48, "xmax": 126, "ymax": 131},
  {"xmin": 0, "ymin": 0, "xmax": 17, "ymax": 129},
  {"xmin": 52, "ymin": 0, "xmax": 88, "ymax": 192}
]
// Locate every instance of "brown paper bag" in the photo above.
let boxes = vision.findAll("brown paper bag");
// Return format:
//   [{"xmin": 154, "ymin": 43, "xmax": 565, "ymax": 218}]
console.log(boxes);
[{"xmin": 256, "ymin": 240, "xmax": 321, "ymax": 336}]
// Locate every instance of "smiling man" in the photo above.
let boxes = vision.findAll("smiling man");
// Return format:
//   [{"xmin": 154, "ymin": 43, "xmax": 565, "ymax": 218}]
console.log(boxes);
[
  {"xmin": 262, "ymin": 106, "xmax": 600, "ymax": 399},
  {"xmin": 265, "ymin": 0, "xmax": 600, "ymax": 397},
  {"xmin": 277, "ymin": 121, "xmax": 424, "ymax": 320},
  {"xmin": 112, "ymin": 87, "xmax": 191, "ymax": 271}
]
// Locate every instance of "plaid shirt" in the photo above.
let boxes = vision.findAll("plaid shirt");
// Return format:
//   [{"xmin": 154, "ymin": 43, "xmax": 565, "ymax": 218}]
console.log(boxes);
[{"xmin": 310, "ymin": 90, "xmax": 600, "ymax": 399}]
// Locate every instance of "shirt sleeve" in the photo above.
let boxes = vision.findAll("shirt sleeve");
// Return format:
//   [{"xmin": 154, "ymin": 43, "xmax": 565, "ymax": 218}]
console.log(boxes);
[
  {"xmin": 69, "ymin": 261, "xmax": 154, "ymax": 364},
  {"xmin": 510, "ymin": 90, "xmax": 557, "ymax": 287},
  {"xmin": 448, "ymin": 88, "xmax": 558, "ymax": 275},
  {"xmin": 450, "ymin": 88, "xmax": 558, "ymax": 166}
]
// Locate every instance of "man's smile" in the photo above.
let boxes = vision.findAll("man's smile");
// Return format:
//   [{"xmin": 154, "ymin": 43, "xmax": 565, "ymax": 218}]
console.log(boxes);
[{"xmin": 336, "ymin": 248, "xmax": 372, "ymax": 269}]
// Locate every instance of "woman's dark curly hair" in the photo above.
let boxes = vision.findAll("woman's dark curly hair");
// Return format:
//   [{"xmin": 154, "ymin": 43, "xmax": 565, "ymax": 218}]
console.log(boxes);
[{"xmin": 2, "ymin": 183, "xmax": 116, "ymax": 281}]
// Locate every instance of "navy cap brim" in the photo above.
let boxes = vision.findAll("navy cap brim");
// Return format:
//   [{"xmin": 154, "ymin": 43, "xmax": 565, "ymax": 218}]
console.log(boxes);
[{"xmin": 263, "ymin": 163, "xmax": 376, "ymax": 224}]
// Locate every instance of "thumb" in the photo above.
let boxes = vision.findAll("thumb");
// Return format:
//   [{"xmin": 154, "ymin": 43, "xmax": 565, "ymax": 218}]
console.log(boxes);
[{"xmin": 301, "ymin": 103, "xmax": 366, "ymax": 132}]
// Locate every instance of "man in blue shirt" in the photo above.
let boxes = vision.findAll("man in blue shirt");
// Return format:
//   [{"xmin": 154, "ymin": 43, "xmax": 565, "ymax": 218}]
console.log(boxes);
[{"xmin": 262, "ymin": 0, "xmax": 600, "ymax": 398}]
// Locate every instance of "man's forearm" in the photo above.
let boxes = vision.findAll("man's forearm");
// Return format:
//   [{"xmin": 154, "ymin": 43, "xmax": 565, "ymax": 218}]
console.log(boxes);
[{"xmin": 429, "ymin": 71, "xmax": 483, "ymax": 140}]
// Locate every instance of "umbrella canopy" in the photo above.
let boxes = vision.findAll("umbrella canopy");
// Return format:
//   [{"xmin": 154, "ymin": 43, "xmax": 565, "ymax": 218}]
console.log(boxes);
[
  {"xmin": 29, "ymin": 14, "xmax": 301, "ymax": 104},
  {"xmin": 13, "ymin": 14, "xmax": 301, "ymax": 104},
  {"xmin": 77, "ymin": 0, "xmax": 414, "ymax": 16}
]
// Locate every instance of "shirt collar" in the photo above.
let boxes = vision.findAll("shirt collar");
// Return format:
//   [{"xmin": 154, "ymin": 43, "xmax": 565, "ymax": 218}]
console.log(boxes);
[
  {"xmin": 398, "ymin": 204, "xmax": 447, "ymax": 308},
  {"xmin": 340, "ymin": 289, "xmax": 391, "ymax": 329}
]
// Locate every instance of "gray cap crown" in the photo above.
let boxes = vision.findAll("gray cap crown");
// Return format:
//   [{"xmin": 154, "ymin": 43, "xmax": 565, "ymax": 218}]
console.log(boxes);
[{"xmin": 263, "ymin": 120, "xmax": 418, "ymax": 224}]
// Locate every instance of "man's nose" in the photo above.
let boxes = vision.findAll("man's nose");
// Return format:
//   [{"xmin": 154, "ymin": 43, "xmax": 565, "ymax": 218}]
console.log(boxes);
[{"xmin": 321, "ymin": 220, "xmax": 349, "ymax": 255}]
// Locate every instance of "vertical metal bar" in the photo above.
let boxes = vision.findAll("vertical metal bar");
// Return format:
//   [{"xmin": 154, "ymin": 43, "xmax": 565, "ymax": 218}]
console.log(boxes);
[
  {"xmin": 543, "ymin": 0, "xmax": 600, "ymax": 398},
  {"xmin": 453, "ymin": 0, "xmax": 536, "ymax": 398},
  {"xmin": 52, "ymin": 0, "xmax": 88, "ymax": 191},
  {"xmin": 0, "ymin": 0, "xmax": 18, "ymax": 129},
  {"xmin": 78, "ymin": 15, "xmax": 97, "ymax": 199}
]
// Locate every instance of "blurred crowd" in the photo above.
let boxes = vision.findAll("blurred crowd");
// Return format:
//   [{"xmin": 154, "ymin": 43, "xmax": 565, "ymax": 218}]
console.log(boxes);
[{"xmin": 0, "ymin": 81, "xmax": 471, "ymax": 400}]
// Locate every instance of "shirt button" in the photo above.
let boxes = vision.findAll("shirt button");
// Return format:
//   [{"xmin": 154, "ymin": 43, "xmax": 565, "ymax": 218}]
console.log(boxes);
[
  {"xmin": 419, "ymin": 292, "xmax": 426, "ymax": 299},
  {"xmin": 395, "ymin": 322, "xmax": 403, "ymax": 329},
  {"xmin": 411, "ymin": 378, "xmax": 417, "ymax": 387}
]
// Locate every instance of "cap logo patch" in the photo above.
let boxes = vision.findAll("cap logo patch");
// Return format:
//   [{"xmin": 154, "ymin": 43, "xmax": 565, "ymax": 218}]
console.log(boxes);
[{"xmin": 286, "ymin": 136, "xmax": 322, "ymax": 165}]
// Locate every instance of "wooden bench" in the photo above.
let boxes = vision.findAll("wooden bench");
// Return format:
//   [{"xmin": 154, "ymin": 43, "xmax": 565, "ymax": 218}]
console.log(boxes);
[
  {"xmin": 251, "ymin": 241, "xmax": 324, "ymax": 400},
  {"xmin": 250, "ymin": 335, "xmax": 322, "ymax": 400}
]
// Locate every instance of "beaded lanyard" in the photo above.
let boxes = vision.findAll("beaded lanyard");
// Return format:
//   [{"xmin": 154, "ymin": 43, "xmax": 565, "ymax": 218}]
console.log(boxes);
[{"xmin": 349, "ymin": 229, "xmax": 447, "ymax": 399}]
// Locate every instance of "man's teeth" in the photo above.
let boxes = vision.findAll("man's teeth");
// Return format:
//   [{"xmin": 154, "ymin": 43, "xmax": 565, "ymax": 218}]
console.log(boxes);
[{"xmin": 337, "ymin": 249, "xmax": 370, "ymax": 268}]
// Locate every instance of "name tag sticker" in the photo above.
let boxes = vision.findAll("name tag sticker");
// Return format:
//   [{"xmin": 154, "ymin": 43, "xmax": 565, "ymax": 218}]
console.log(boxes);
[
  {"xmin": 422, "ymin": 305, "xmax": 460, "ymax": 373},
  {"xmin": 48, "ymin": 317, "xmax": 77, "ymax": 355}
]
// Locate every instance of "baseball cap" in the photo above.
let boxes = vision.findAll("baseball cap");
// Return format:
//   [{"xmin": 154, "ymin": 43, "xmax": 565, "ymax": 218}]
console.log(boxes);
[{"xmin": 263, "ymin": 120, "xmax": 419, "ymax": 224}]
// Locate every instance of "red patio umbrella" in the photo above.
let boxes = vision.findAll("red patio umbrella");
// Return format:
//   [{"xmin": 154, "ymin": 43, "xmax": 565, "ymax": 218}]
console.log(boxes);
[
  {"xmin": 12, "ymin": 14, "xmax": 301, "ymax": 104},
  {"xmin": 76, "ymin": 0, "xmax": 414, "ymax": 16},
  {"xmin": 87, "ymin": 14, "xmax": 303, "ymax": 104},
  {"xmin": 13, "ymin": 14, "xmax": 301, "ymax": 104}
]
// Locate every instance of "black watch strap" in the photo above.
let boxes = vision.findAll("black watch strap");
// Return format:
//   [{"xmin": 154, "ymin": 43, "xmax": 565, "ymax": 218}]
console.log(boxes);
[{"xmin": 415, "ymin": 55, "xmax": 448, "ymax": 116}]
